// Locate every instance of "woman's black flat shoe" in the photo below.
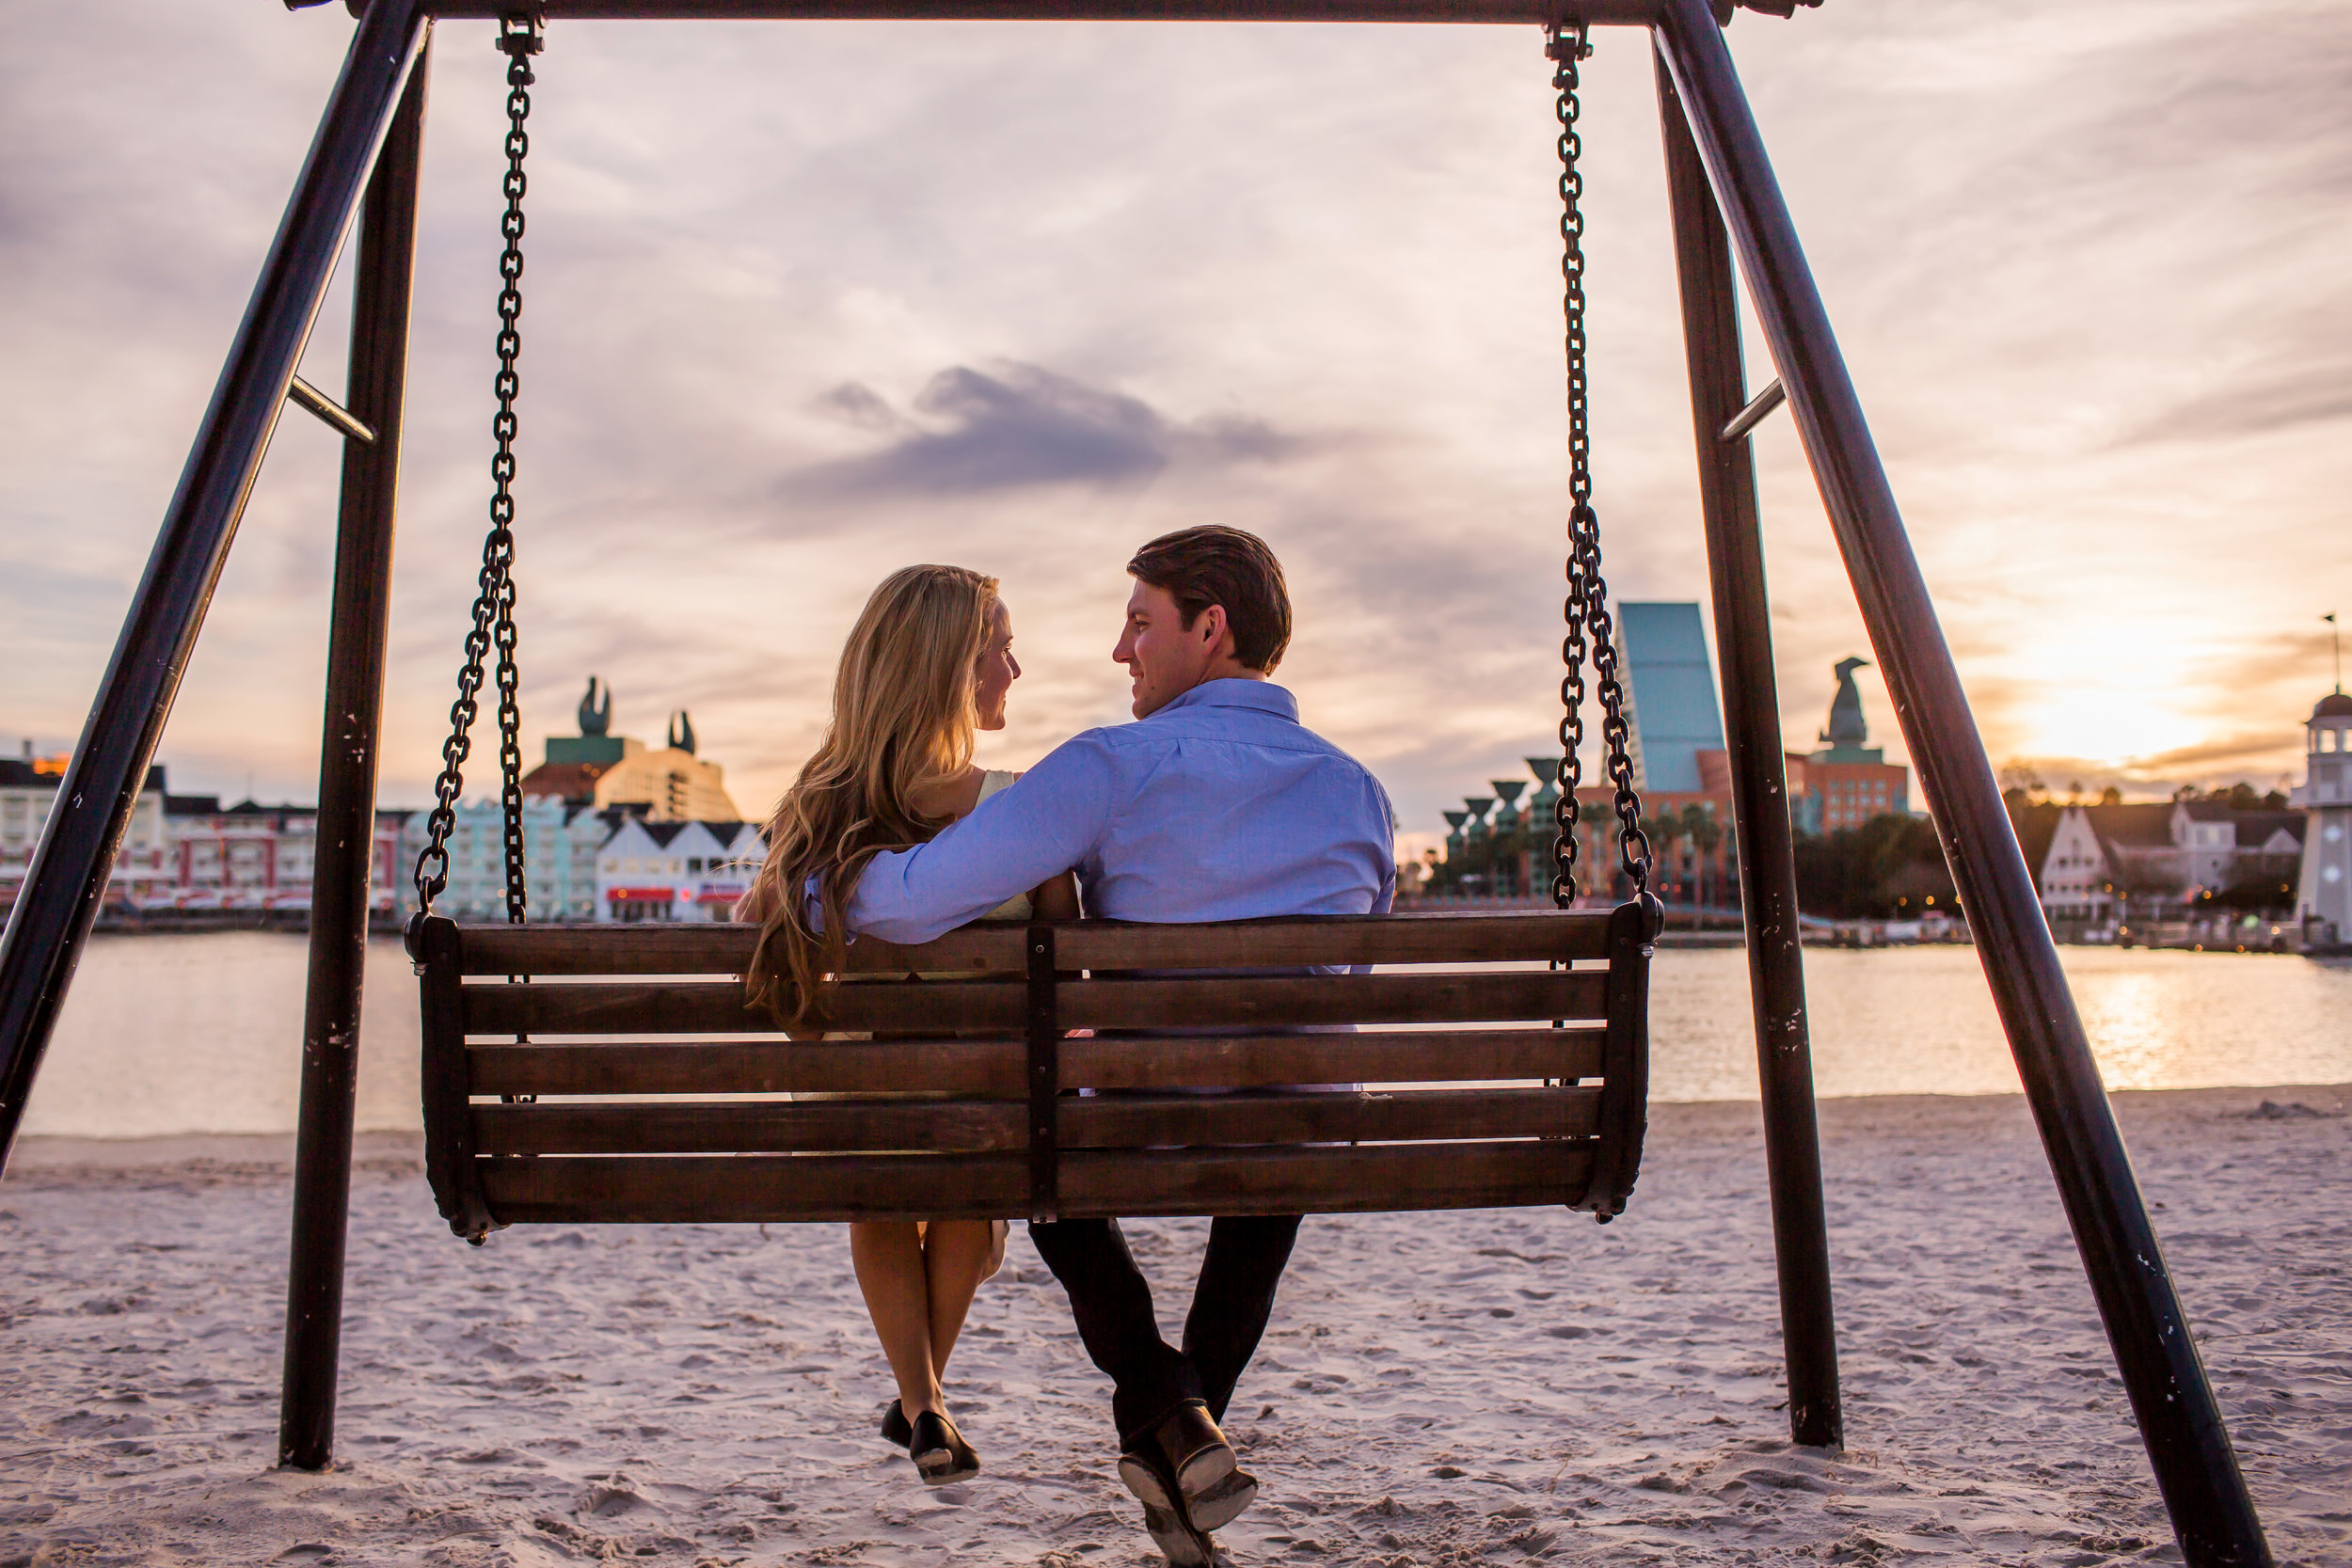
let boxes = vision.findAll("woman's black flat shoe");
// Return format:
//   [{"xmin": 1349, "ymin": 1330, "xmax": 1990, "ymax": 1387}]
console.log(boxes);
[
  {"xmin": 880, "ymin": 1399, "xmax": 913, "ymax": 1448},
  {"xmin": 909, "ymin": 1410, "xmax": 979, "ymax": 1485}
]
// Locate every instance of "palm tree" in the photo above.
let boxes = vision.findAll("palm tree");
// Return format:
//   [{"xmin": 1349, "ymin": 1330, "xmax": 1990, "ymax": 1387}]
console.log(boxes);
[
  {"xmin": 1639, "ymin": 812, "xmax": 1684, "ymax": 903},
  {"xmin": 1680, "ymin": 803, "xmax": 1724, "ymax": 909}
]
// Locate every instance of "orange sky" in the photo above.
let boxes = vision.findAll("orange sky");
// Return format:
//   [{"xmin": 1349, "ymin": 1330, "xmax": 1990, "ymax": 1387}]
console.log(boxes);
[{"xmin": 2, "ymin": 0, "xmax": 2344, "ymax": 838}]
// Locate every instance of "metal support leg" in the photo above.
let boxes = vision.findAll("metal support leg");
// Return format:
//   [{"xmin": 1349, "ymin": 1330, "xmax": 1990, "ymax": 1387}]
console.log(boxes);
[
  {"xmin": 1655, "ymin": 49, "xmax": 1841, "ymax": 1451},
  {"xmin": 0, "ymin": 0, "xmax": 430, "ymax": 1170},
  {"xmin": 1652, "ymin": 4, "xmax": 2268, "ymax": 1560},
  {"xmin": 279, "ymin": 39, "xmax": 431, "ymax": 1474}
]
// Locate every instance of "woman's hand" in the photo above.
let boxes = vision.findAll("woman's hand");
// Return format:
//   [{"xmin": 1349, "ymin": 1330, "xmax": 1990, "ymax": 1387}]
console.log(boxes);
[{"xmin": 1030, "ymin": 870, "xmax": 1081, "ymax": 922}]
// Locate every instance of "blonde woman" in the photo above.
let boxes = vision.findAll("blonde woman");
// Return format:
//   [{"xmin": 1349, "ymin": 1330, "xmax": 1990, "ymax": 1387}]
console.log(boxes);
[{"xmin": 739, "ymin": 563, "xmax": 1077, "ymax": 1485}]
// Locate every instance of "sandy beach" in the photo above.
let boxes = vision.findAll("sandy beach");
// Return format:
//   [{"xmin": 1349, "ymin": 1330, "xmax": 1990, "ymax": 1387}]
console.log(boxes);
[{"xmin": 3, "ymin": 1084, "xmax": 2345, "ymax": 1566}]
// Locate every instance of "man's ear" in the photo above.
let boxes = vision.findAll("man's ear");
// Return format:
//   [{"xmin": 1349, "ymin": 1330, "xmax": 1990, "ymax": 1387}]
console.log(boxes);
[{"xmin": 1196, "ymin": 603, "xmax": 1232, "ymax": 656}]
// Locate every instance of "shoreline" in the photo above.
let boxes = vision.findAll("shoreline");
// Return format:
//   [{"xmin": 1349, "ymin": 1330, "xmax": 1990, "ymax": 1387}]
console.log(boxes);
[
  {"xmin": 12, "ymin": 1080, "xmax": 2348, "ymax": 1172},
  {"xmin": 3, "ymin": 1082, "xmax": 2344, "ymax": 1565}
]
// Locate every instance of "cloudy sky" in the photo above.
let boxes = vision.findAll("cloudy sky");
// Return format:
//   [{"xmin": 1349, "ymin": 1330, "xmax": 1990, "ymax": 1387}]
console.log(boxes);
[{"xmin": 3, "ymin": 0, "xmax": 2344, "ymax": 851}]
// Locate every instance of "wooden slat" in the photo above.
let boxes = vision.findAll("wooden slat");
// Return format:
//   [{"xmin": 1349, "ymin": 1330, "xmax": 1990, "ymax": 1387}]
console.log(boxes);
[
  {"xmin": 1054, "ymin": 911, "xmax": 1610, "ymax": 970},
  {"xmin": 1060, "ymin": 1085, "xmax": 1599, "ymax": 1148},
  {"xmin": 468, "ymin": 1027, "xmax": 1602, "ymax": 1098},
  {"xmin": 455, "ymin": 920, "xmax": 1028, "ymax": 977},
  {"xmin": 1058, "ymin": 970, "xmax": 1607, "ymax": 1031},
  {"xmin": 1059, "ymin": 1139, "xmax": 1594, "ymax": 1216},
  {"xmin": 472, "ymin": 1098, "xmax": 1025, "ymax": 1155},
  {"xmin": 468, "ymin": 1037, "xmax": 1024, "ymax": 1097},
  {"xmin": 473, "ymin": 1086, "xmax": 1594, "ymax": 1156},
  {"xmin": 479, "ymin": 1151, "xmax": 1029, "ymax": 1224},
  {"xmin": 463, "ymin": 975, "xmax": 1025, "ymax": 1037},
  {"xmin": 451, "ymin": 909, "xmax": 1611, "ymax": 978},
  {"xmin": 1062, "ymin": 1027, "xmax": 1603, "ymax": 1089},
  {"xmin": 466, "ymin": 968, "xmax": 1601, "ymax": 1038},
  {"xmin": 471, "ymin": 1139, "xmax": 1591, "ymax": 1224}
]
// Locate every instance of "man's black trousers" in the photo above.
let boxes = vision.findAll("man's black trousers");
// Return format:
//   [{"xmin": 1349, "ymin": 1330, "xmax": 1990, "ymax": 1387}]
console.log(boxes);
[{"xmin": 1026, "ymin": 1213, "xmax": 1302, "ymax": 1448}]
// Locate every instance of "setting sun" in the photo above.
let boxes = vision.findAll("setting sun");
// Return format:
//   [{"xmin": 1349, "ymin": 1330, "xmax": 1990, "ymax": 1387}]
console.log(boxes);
[
  {"xmin": 2008, "ymin": 685, "xmax": 2205, "ymax": 770},
  {"xmin": 1984, "ymin": 616, "xmax": 2217, "ymax": 770}
]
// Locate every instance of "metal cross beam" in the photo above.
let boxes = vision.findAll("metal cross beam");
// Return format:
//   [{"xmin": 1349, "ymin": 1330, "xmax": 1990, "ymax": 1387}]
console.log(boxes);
[{"xmin": 298, "ymin": 0, "xmax": 1816, "ymax": 23}]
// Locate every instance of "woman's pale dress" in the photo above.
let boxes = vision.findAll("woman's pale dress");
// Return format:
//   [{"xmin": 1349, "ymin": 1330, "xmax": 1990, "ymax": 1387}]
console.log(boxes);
[
  {"xmin": 808, "ymin": 770, "xmax": 1027, "ymax": 1279},
  {"xmin": 957, "ymin": 771, "xmax": 1026, "ymax": 1279}
]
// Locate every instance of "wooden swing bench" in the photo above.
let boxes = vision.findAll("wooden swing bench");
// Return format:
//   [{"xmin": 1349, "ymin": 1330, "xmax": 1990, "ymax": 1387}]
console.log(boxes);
[{"xmin": 413, "ymin": 902, "xmax": 1659, "ymax": 1244}]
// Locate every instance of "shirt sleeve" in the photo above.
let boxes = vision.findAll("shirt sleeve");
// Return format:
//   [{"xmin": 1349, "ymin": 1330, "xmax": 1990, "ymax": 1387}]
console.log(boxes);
[{"xmin": 843, "ymin": 731, "xmax": 1120, "ymax": 944}]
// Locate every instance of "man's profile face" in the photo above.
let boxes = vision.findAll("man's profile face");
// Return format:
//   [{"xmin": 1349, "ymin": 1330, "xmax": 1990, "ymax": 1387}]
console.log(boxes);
[{"xmin": 1114, "ymin": 578, "xmax": 1225, "ymax": 719}]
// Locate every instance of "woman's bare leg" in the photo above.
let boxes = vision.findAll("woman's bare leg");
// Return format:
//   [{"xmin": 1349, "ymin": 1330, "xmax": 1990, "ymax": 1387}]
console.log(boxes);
[
  {"xmin": 921, "ymin": 1220, "xmax": 998, "ymax": 1377},
  {"xmin": 850, "ymin": 1221, "xmax": 942, "ymax": 1418}
]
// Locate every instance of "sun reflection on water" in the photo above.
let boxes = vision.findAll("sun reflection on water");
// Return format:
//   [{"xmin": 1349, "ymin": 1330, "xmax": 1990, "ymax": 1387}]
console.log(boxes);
[{"xmin": 1649, "ymin": 945, "xmax": 2352, "ymax": 1103}]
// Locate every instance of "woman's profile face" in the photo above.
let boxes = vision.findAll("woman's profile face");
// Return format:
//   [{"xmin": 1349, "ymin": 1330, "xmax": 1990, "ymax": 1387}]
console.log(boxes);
[{"xmin": 973, "ymin": 599, "xmax": 1019, "ymax": 731}]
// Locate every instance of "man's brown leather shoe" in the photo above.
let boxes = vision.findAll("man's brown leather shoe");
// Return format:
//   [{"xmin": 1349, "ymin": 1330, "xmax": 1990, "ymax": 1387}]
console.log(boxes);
[
  {"xmin": 1146, "ymin": 1404, "xmax": 1256, "ymax": 1531},
  {"xmin": 1117, "ymin": 1436, "xmax": 1224, "ymax": 1566}
]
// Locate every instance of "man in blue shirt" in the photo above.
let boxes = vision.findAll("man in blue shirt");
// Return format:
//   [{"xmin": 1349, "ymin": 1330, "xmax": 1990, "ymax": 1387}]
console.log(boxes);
[{"xmin": 846, "ymin": 527, "xmax": 1394, "ymax": 1563}]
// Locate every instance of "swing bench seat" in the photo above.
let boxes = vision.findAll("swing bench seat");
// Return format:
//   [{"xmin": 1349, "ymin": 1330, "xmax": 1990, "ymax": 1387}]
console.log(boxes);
[{"xmin": 412, "ymin": 903, "xmax": 1660, "ymax": 1244}]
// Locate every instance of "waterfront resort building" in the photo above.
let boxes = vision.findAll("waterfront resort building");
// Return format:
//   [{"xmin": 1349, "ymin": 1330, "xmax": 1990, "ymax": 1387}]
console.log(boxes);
[
  {"xmin": 1786, "ymin": 657, "xmax": 1910, "ymax": 833},
  {"xmin": 1420, "ymin": 605, "xmax": 1916, "ymax": 905},
  {"xmin": 8, "ymin": 675, "xmax": 763, "ymax": 925},
  {"xmin": 2291, "ymin": 690, "xmax": 2352, "ymax": 944},
  {"xmin": 398, "ymin": 678, "xmax": 759, "ymax": 923},
  {"xmin": 1426, "ymin": 604, "xmax": 1739, "ymax": 904},
  {"xmin": 1612, "ymin": 608, "xmax": 1910, "ymax": 837},
  {"xmin": 373, "ymin": 676, "xmax": 759, "ymax": 925},
  {"xmin": 1614, "ymin": 603, "xmax": 1724, "ymax": 793},
  {"xmin": 4, "ymin": 745, "xmax": 409, "ymax": 923},
  {"xmin": 396, "ymin": 797, "xmax": 604, "ymax": 922},
  {"xmin": 518, "ymin": 676, "xmax": 741, "ymax": 823},
  {"xmin": 149, "ymin": 791, "xmax": 408, "ymax": 920},
  {"xmin": 2, "ymin": 748, "xmax": 168, "ymax": 916}
]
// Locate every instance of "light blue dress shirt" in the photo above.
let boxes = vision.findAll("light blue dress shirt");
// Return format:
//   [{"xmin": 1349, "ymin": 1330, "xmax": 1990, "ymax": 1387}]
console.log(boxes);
[{"xmin": 844, "ymin": 679, "xmax": 1396, "ymax": 944}]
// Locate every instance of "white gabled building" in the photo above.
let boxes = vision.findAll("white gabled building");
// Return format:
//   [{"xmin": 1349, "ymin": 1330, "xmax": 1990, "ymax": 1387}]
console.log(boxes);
[
  {"xmin": 596, "ymin": 818, "xmax": 766, "ymax": 923},
  {"xmin": 2038, "ymin": 807, "xmax": 2117, "ymax": 923},
  {"xmin": 2033, "ymin": 799, "xmax": 2304, "ymax": 927}
]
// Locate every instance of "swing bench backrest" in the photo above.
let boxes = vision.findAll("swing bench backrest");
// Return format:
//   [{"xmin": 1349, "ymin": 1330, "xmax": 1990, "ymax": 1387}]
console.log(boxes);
[{"xmin": 413, "ymin": 904, "xmax": 1659, "ymax": 1244}]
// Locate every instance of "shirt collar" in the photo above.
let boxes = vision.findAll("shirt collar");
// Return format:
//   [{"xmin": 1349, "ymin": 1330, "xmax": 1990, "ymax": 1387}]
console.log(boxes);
[{"xmin": 1153, "ymin": 678, "xmax": 1298, "ymax": 721}]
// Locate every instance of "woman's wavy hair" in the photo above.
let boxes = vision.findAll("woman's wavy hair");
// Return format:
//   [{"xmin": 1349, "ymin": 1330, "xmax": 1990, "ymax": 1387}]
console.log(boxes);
[{"xmin": 743, "ymin": 564, "xmax": 999, "ymax": 1024}]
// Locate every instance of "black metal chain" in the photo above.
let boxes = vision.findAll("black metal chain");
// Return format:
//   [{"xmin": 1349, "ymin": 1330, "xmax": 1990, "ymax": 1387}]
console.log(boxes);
[
  {"xmin": 1546, "ymin": 22, "xmax": 1651, "ymax": 906},
  {"xmin": 1580, "ymin": 515, "xmax": 1652, "ymax": 893},
  {"xmin": 487, "ymin": 15, "xmax": 539, "ymax": 927},
  {"xmin": 409, "ymin": 14, "xmax": 543, "ymax": 928}
]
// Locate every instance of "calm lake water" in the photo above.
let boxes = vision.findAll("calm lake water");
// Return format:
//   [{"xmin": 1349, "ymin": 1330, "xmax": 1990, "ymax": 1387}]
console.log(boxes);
[{"xmin": 18, "ymin": 933, "xmax": 2352, "ymax": 1139}]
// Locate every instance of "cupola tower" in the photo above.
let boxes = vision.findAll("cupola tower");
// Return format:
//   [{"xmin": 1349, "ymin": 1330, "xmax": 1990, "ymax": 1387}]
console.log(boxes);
[{"xmin": 2291, "ymin": 690, "xmax": 2352, "ymax": 942}]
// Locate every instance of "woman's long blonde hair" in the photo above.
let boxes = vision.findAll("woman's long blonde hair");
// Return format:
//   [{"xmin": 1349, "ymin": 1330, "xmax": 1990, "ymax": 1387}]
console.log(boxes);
[{"xmin": 744, "ymin": 564, "xmax": 1000, "ymax": 1023}]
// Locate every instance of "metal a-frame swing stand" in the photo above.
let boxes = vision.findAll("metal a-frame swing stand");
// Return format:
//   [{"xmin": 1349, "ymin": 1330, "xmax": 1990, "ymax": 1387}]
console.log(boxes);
[{"xmin": 0, "ymin": 2, "xmax": 2272, "ymax": 1561}]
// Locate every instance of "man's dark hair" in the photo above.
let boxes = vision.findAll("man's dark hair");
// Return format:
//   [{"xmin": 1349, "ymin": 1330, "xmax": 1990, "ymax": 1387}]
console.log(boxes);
[{"xmin": 1126, "ymin": 525, "xmax": 1292, "ymax": 673}]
